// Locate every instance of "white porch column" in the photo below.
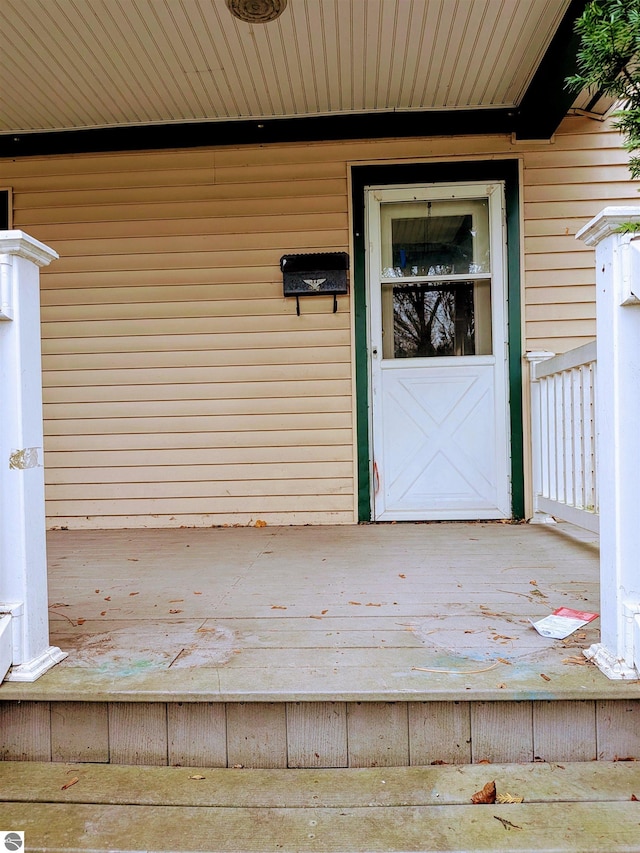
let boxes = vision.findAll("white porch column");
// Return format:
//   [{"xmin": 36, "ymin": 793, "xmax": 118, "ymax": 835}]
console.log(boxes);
[
  {"xmin": 0, "ymin": 230, "xmax": 67, "ymax": 681},
  {"xmin": 577, "ymin": 208, "xmax": 640, "ymax": 679}
]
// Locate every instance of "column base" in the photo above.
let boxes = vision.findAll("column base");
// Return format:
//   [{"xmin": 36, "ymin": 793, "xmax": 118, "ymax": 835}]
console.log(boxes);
[
  {"xmin": 584, "ymin": 643, "xmax": 638, "ymax": 680},
  {"xmin": 5, "ymin": 645, "xmax": 68, "ymax": 682},
  {"xmin": 528, "ymin": 513, "xmax": 557, "ymax": 525}
]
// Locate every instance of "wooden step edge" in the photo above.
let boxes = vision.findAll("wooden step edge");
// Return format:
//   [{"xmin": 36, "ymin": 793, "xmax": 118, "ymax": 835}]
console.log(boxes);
[
  {"xmin": 2, "ymin": 760, "xmax": 639, "ymax": 808},
  {"xmin": 2, "ymin": 800, "xmax": 640, "ymax": 853}
]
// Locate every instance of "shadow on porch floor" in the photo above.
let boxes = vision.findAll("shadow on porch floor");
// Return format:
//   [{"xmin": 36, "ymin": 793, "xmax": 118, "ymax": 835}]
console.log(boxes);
[{"xmin": 4, "ymin": 519, "xmax": 630, "ymax": 703}]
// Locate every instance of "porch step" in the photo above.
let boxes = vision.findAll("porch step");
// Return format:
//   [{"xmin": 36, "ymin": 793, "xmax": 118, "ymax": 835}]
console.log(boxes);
[{"xmin": 2, "ymin": 761, "xmax": 640, "ymax": 852}]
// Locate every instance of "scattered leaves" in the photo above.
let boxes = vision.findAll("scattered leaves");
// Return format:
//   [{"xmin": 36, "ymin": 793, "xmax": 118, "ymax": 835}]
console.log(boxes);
[
  {"xmin": 471, "ymin": 780, "xmax": 496, "ymax": 804},
  {"xmin": 100, "ymin": 611, "xmax": 107, "ymax": 616},
  {"xmin": 76, "ymin": 618, "xmax": 86, "ymax": 625},
  {"xmin": 255, "ymin": 520, "xmax": 267, "ymax": 528},
  {"xmin": 271, "ymin": 605, "xmax": 287, "ymax": 610},
  {"xmin": 496, "ymin": 658, "xmax": 512, "ymax": 665},
  {"xmin": 563, "ymin": 656, "xmax": 589, "ymax": 666},
  {"xmin": 631, "ymin": 794, "xmax": 638, "ymax": 801},
  {"xmin": 497, "ymin": 792, "xmax": 524, "ymax": 804},
  {"xmin": 366, "ymin": 602, "xmax": 382, "ymax": 607},
  {"xmin": 61, "ymin": 777, "xmax": 79, "ymax": 790},
  {"xmin": 169, "ymin": 609, "xmax": 183, "ymax": 614},
  {"xmin": 540, "ymin": 673, "xmax": 551, "ymax": 681},
  {"xmin": 193, "ymin": 591, "xmax": 202, "ymax": 595},
  {"xmin": 349, "ymin": 601, "xmax": 362, "ymax": 606},
  {"xmin": 127, "ymin": 558, "xmax": 139, "ymax": 562},
  {"xmin": 321, "ymin": 609, "xmax": 328, "ymax": 615},
  {"xmin": 493, "ymin": 815, "xmax": 522, "ymax": 830},
  {"xmin": 104, "ymin": 596, "xmax": 111, "ymax": 601},
  {"xmin": 398, "ymin": 574, "xmax": 406, "ymax": 579},
  {"xmin": 129, "ymin": 592, "xmax": 139, "ymax": 597},
  {"xmin": 169, "ymin": 599, "xmax": 184, "ymax": 603}
]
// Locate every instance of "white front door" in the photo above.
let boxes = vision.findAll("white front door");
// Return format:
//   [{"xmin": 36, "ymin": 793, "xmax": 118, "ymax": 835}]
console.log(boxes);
[{"xmin": 367, "ymin": 183, "xmax": 511, "ymax": 521}]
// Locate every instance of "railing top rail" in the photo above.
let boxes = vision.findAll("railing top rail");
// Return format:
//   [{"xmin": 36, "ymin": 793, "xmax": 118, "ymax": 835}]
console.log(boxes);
[{"xmin": 533, "ymin": 340, "xmax": 597, "ymax": 380}]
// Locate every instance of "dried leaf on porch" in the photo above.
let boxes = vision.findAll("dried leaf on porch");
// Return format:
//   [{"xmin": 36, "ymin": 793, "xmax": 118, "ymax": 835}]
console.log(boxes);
[
  {"xmin": 631, "ymin": 794, "xmax": 638, "ymax": 800},
  {"xmin": 540, "ymin": 673, "xmax": 551, "ymax": 681},
  {"xmin": 349, "ymin": 601, "xmax": 362, "ymax": 605},
  {"xmin": 61, "ymin": 777, "xmax": 79, "ymax": 790},
  {"xmin": 496, "ymin": 792, "xmax": 524, "ymax": 804},
  {"xmin": 471, "ymin": 780, "xmax": 496, "ymax": 804},
  {"xmin": 398, "ymin": 573, "xmax": 406, "ymax": 578},
  {"xmin": 366, "ymin": 602, "xmax": 382, "ymax": 607},
  {"xmin": 493, "ymin": 815, "xmax": 522, "ymax": 830},
  {"xmin": 169, "ymin": 609, "xmax": 183, "ymax": 614},
  {"xmin": 562, "ymin": 655, "xmax": 589, "ymax": 665},
  {"xmin": 255, "ymin": 519, "xmax": 267, "ymax": 527},
  {"xmin": 271, "ymin": 605, "xmax": 287, "ymax": 610},
  {"xmin": 129, "ymin": 592, "xmax": 139, "ymax": 596}
]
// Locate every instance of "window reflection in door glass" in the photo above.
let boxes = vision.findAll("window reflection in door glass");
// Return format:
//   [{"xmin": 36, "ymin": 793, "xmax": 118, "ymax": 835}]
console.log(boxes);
[
  {"xmin": 380, "ymin": 198, "xmax": 490, "ymax": 277},
  {"xmin": 385, "ymin": 281, "xmax": 492, "ymax": 358}
]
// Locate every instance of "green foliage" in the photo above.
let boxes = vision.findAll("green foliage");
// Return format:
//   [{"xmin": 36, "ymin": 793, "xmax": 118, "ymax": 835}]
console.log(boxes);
[
  {"xmin": 615, "ymin": 221, "xmax": 640, "ymax": 233},
  {"xmin": 567, "ymin": 0, "xmax": 640, "ymax": 179}
]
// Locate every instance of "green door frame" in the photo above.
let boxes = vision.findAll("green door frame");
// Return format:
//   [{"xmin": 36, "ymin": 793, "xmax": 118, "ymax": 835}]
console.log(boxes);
[{"xmin": 351, "ymin": 160, "xmax": 524, "ymax": 522}]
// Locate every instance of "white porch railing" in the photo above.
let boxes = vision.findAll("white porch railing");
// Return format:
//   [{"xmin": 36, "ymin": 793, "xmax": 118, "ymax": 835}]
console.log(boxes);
[{"xmin": 528, "ymin": 341, "xmax": 598, "ymax": 533}]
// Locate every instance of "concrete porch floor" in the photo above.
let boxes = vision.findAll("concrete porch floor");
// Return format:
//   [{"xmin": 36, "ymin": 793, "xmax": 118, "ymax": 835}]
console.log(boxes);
[{"xmin": 3, "ymin": 519, "xmax": 636, "ymax": 703}]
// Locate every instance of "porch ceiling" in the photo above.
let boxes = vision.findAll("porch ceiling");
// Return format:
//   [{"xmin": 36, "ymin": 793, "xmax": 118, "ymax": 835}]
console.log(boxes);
[{"xmin": 0, "ymin": 0, "xmax": 598, "ymax": 155}]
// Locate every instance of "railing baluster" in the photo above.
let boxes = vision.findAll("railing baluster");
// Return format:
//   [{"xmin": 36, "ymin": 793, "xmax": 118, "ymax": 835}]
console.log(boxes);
[{"xmin": 528, "ymin": 342, "xmax": 598, "ymax": 532}]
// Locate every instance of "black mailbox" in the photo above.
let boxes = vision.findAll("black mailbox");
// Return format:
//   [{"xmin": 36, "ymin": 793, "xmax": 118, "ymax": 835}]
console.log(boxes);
[{"xmin": 280, "ymin": 252, "xmax": 349, "ymax": 314}]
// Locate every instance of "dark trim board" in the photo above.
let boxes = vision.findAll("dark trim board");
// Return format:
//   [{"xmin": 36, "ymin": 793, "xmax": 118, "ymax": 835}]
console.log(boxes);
[
  {"xmin": 0, "ymin": 189, "xmax": 9, "ymax": 230},
  {"xmin": 350, "ymin": 161, "xmax": 524, "ymax": 523},
  {"xmin": 1, "ymin": 109, "xmax": 518, "ymax": 158}
]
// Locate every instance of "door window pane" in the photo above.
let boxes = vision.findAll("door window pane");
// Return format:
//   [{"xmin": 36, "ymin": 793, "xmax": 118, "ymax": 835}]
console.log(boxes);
[
  {"xmin": 380, "ymin": 198, "xmax": 490, "ymax": 277},
  {"xmin": 384, "ymin": 281, "xmax": 491, "ymax": 358}
]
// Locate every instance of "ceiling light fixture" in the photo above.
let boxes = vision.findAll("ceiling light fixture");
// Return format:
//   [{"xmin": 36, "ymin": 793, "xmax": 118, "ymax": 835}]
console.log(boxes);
[{"xmin": 226, "ymin": 0, "xmax": 287, "ymax": 23}]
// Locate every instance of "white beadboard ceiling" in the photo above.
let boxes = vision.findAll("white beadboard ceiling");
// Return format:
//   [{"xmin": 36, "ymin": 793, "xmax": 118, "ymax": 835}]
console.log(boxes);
[{"xmin": 0, "ymin": 0, "xmax": 576, "ymax": 135}]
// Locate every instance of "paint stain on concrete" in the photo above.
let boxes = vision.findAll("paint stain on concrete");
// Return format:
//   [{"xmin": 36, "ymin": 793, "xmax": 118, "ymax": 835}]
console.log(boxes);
[{"xmin": 59, "ymin": 623, "xmax": 236, "ymax": 672}]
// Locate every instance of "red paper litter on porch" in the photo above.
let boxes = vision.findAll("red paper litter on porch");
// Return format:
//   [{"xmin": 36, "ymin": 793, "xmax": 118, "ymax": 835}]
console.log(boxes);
[{"xmin": 530, "ymin": 607, "xmax": 599, "ymax": 640}]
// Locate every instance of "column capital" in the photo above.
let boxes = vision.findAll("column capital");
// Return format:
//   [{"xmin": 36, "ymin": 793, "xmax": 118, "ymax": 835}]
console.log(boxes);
[
  {"xmin": 576, "ymin": 207, "xmax": 640, "ymax": 247},
  {"xmin": 0, "ymin": 230, "xmax": 58, "ymax": 267}
]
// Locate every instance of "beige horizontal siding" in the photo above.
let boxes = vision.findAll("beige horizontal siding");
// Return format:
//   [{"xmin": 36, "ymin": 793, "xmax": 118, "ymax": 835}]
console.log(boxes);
[
  {"xmin": 522, "ymin": 115, "xmax": 636, "ymax": 353},
  {"xmin": 0, "ymin": 115, "xmax": 633, "ymax": 529}
]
